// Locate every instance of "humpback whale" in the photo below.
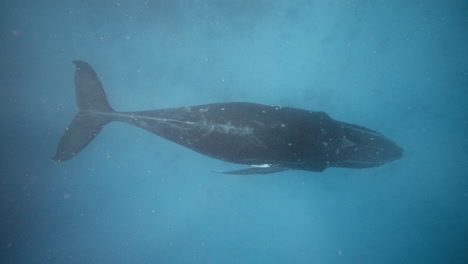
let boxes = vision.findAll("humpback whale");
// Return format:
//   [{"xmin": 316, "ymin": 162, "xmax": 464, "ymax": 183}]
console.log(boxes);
[{"xmin": 52, "ymin": 61, "xmax": 403, "ymax": 174}]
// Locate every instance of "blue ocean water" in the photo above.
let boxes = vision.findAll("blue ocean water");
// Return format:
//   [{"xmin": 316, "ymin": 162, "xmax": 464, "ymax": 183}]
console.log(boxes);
[{"xmin": 1, "ymin": 0, "xmax": 467, "ymax": 263}]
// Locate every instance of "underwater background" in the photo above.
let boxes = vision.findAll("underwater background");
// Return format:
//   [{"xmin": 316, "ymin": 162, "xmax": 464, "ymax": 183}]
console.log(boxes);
[{"xmin": 1, "ymin": 0, "xmax": 467, "ymax": 263}]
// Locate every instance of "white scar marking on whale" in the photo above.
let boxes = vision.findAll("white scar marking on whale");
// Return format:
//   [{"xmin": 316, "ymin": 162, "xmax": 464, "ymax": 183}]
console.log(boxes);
[{"xmin": 93, "ymin": 110, "xmax": 259, "ymax": 139}]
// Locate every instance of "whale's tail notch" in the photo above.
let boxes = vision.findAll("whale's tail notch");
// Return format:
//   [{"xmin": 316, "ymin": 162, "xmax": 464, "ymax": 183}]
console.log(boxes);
[{"xmin": 51, "ymin": 61, "xmax": 114, "ymax": 162}]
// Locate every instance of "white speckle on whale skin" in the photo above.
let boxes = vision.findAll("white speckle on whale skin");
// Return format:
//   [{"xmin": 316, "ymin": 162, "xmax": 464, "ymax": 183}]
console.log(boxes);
[{"xmin": 252, "ymin": 164, "xmax": 271, "ymax": 168}]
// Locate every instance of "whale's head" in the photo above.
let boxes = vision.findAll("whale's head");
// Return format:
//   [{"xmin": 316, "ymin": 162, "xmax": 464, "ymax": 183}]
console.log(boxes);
[{"xmin": 329, "ymin": 121, "xmax": 403, "ymax": 169}]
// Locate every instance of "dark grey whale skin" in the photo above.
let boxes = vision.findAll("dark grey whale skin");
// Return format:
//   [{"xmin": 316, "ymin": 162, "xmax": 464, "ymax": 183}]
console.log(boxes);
[{"xmin": 52, "ymin": 61, "xmax": 403, "ymax": 174}]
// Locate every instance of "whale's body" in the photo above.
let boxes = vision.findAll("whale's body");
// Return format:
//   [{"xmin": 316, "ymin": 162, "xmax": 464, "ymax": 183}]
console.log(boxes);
[{"xmin": 52, "ymin": 61, "xmax": 403, "ymax": 174}]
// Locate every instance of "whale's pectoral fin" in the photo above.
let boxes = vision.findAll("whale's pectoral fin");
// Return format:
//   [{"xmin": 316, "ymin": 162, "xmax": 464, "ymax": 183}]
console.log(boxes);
[{"xmin": 211, "ymin": 167, "xmax": 287, "ymax": 175}]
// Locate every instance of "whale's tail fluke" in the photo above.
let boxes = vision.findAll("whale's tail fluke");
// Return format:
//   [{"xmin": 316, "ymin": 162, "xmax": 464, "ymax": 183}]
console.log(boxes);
[{"xmin": 51, "ymin": 61, "xmax": 114, "ymax": 162}]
